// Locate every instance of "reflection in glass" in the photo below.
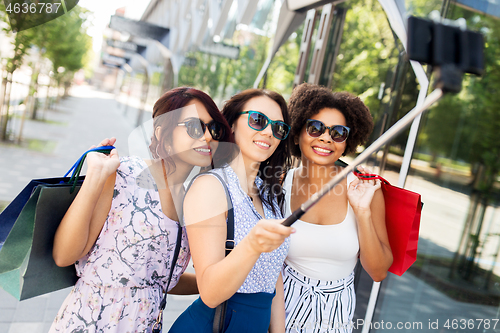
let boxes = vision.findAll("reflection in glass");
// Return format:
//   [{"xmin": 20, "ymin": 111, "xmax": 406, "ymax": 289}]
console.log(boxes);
[{"xmin": 372, "ymin": 2, "xmax": 500, "ymax": 331}]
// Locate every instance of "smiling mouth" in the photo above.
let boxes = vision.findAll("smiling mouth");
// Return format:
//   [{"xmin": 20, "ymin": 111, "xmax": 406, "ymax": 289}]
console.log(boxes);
[
  {"xmin": 254, "ymin": 141, "xmax": 270, "ymax": 149},
  {"xmin": 194, "ymin": 147, "xmax": 212, "ymax": 154},
  {"xmin": 313, "ymin": 147, "xmax": 332, "ymax": 154}
]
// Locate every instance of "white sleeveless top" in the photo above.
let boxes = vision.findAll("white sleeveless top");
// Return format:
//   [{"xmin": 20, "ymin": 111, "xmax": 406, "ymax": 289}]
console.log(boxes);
[{"xmin": 283, "ymin": 168, "xmax": 359, "ymax": 281}]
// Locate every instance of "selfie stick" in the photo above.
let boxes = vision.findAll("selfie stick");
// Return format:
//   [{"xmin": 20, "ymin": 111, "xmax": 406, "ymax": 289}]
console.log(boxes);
[
  {"xmin": 281, "ymin": 88, "xmax": 443, "ymax": 226},
  {"xmin": 281, "ymin": 12, "xmax": 485, "ymax": 227}
]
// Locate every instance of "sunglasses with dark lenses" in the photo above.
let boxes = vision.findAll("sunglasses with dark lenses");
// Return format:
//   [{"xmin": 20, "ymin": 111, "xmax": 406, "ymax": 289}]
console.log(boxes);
[
  {"xmin": 177, "ymin": 118, "xmax": 225, "ymax": 140},
  {"xmin": 240, "ymin": 111, "xmax": 290, "ymax": 140},
  {"xmin": 306, "ymin": 119, "xmax": 350, "ymax": 143}
]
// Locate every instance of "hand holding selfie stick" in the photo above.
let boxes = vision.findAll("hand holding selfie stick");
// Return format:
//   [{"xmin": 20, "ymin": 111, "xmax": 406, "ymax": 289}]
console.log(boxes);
[
  {"xmin": 282, "ymin": 15, "xmax": 484, "ymax": 227},
  {"xmin": 282, "ymin": 89, "xmax": 443, "ymax": 226}
]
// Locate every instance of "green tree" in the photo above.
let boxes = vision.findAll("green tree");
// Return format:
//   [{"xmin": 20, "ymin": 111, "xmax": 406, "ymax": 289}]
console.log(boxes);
[
  {"xmin": 420, "ymin": 8, "xmax": 500, "ymax": 179},
  {"xmin": 0, "ymin": 5, "xmax": 92, "ymax": 140},
  {"xmin": 467, "ymin": 18, "xmax": 500, "ymax": 183},
  {"xmin": 0, "ymin": 3, "xmax": 38, "ymax": 140},
  {"xmin": 230, "ymin": 34, "xmax": 269, "ymax": 93},
  {"xmin": 266, "ymin": 30, "xmax": 301, "ymax": 98},
  {"xmin": 178, "ymin": 52, "xmax": 226, "ymax": 98},
  {"xmin": 39, "ymin": 6, "xmax": 92, "ymax": 98},
  {"xmin": 420, "ymin": 93, "xmax": 469, "ymax": 161},
  {"xmin": 439, "ymin": 8, "xmax": 500, "ymax": 281},
  {"xmin": 333, "ymin": 0, "xmax": 398, "ymax": 119}
]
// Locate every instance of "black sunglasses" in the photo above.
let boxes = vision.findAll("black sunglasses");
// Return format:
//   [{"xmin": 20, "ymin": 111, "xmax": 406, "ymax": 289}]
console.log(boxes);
[
  {"xmin": 177, "ymin": 118, "xmax": 225, "ymax": 140},
  {"xmin": 240, "ymin": 111, "xmax": 290, "ymax": 140},
  {"xmin": 306, "ymin": 119, "xmax": 350, "ymax": 143}
]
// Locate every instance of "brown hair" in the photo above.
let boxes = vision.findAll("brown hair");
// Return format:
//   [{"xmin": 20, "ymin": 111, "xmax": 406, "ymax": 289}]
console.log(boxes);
[
  {"xmin": 149, "ymin": 87, "xmax": 234, "ymax": 173},
  {"xmin": 222, "ymin": 89, "xmax": 292, "ymax": 215}
]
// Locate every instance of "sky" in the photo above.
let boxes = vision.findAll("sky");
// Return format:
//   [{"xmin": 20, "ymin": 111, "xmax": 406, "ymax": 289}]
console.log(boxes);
[{"xmin": 78, "ymin": 0, "xmax": 151, "ymax": 53}]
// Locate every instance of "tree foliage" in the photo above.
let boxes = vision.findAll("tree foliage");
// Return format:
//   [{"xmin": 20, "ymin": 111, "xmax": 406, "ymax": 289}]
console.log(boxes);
[
  {"xmin": 465, "ymin": 16, "xmax": 500, "ymax": 184},
  {"xmin": 0, "ymin": 5, "xmax": 92, "ymax": 140},
  {"xmin": 0, "ymin": 3, "xmax": 37, "ymax": 74},
  {"xmin": 420, "ymin": 7, "xmax": 500, "ymax": 185},
  {"xmin": 332, "ymin": 0, "xmax": 399, "ymax": 121},
  {"xmin": 37, "ymin": 6, "xmax": 92, "ymax": 84},
  {"xmin": 265, "ymin": 29, "xmax": 301, "ymax": 98}
]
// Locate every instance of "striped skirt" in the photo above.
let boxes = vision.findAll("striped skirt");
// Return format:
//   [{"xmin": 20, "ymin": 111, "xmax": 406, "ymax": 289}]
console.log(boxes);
[{"xmin": 282, "ymin": 263, "xmax": 356, "ymax": 333}]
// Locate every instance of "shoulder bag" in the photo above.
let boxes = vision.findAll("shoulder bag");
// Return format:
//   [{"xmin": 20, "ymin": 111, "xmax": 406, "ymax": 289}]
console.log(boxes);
[{"xmin": 209, "ymin": 171, "xmax": 234, "ymax": 333}]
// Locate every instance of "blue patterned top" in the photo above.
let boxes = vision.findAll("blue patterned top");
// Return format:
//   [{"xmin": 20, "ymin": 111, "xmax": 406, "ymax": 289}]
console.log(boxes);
[{"xmin": 190, "ymin": 164, "xmax": 290, "ymax": 294}]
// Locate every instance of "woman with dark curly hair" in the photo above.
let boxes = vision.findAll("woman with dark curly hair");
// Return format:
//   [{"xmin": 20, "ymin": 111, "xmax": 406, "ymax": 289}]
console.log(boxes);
[{"xmin": 282, "ymin": 83, "xmax": 393, "ymax": 333}]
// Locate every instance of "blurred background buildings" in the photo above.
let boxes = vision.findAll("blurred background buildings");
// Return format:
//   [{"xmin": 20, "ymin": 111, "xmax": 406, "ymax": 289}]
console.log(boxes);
[{"xmin": 1, "ymin": 0, "xmax": 500, "ymax": 332}]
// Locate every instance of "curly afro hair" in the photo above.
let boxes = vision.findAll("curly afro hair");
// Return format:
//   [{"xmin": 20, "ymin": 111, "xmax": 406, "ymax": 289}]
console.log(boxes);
[{"xmin": 288, "ymin": 83, "xmax": 373, "ymax": 158}]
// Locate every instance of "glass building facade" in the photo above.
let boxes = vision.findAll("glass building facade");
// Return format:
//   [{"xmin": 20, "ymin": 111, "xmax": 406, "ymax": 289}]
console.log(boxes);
[{"xmin": 333, "ymin": 1, "xmax": 500, "ymax": 332}]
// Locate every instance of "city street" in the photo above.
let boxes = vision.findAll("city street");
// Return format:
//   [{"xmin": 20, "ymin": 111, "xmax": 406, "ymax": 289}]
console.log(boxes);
[
  {"xmin": 0, "ymin": 84, "xmax": 498, "ymax": 333},
  {"xmin": 1, "ymin": 0, "xmax": 499, "ymax": 331}
]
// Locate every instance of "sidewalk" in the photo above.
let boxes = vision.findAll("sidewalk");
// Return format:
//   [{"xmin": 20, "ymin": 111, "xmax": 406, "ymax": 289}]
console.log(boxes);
[{"xmin": 0, "ymin": 85, "xmax": 196, "ymax": 333}]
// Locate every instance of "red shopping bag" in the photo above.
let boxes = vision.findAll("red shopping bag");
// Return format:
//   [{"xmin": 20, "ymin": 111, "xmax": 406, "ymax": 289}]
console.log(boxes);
[{"xmin": 354, "ymin": 172, "xmax": 422, "ymax": 276}]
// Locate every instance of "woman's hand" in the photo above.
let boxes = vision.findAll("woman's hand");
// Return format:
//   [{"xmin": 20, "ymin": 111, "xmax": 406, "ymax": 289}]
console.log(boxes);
[
  {"xmin": 86, "ymin": 137, "xmax": 120, "ymax": 178},
  {"xmin": 184, "ymin": 175, "xmax": 295, "ymax": 307},
  {"xmin": 347, "ymin": 166, "xmax": 381, "ymax": 214},
  {"xmin": 348, "ymin": 166, "xmax": 392, "ymax": 281},
  {"xmin": 245, "ymin": 219, "xmax": 295, "ymax": 255}
]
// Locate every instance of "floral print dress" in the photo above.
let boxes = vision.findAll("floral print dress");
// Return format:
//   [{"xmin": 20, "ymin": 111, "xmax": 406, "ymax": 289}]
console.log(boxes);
[{"xmin": 49, "ymin": 156, "xmax": 190, "ymax": 333}]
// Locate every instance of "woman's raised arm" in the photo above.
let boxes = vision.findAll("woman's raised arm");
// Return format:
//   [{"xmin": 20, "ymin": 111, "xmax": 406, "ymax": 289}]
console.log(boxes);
[
  {"xmin": 53, "ymin": 138, "xmax": 120, "ymax": 267},
  {"xmin": 348, "ymin": 167, "xmax": 393, "ymax": 281}
]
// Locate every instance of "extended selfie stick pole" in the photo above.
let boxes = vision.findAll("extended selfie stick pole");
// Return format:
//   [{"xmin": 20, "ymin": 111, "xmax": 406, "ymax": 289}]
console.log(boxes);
[
  {"xmin": 282, "ymin": 13, "xmax": 485, "ymax": 227},
  {"xmin": 281, "ymin": 88, "xmax": 443, "ymax": 226}
]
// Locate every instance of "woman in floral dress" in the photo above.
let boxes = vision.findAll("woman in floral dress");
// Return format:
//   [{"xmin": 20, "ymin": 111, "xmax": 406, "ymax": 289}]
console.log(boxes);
[{"xmin": 49, "ymin": 87, "xmax": 234, "ymax": 333}]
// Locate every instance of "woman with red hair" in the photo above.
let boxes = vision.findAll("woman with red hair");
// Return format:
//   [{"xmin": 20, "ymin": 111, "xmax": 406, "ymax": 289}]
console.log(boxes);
[{"xmin": 49, "ymin": 87, "xmax": 234, "ymax": 333}]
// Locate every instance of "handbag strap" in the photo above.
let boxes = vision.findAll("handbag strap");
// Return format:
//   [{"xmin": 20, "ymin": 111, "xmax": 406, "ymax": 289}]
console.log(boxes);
[
  {"xmin": 152, "ymin": 160, "xmax": 185, "ymax": 332},
  {"xmin": 152, "ymin": 224, "xmax": 182, "ymax": 333},
  {"xmin": 208, "ymin": 172, "xmax": 235, "ymax": 255},
  {"xmin": 160, "ymin": 224, "xmax": 183, "ymax": 308},
  {"xmin": 206, "ymin": 171, "xmax": 234, "ymax": 333},
  {"xmin": 213, "ymin": 300, "xmax": 228, "ymax": 333},
  {"xmin": 182, "ymin": 169, "xmax": 234, "ymax": 333},
  {"xmin": 159, "ymin": 159, "xmax": 184, "ymax": 308}
]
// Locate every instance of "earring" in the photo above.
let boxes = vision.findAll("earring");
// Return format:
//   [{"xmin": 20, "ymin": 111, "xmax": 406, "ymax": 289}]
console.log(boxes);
[{"xmin": 166, "ymin": 146, "xmax": 172, "ymax": 155}]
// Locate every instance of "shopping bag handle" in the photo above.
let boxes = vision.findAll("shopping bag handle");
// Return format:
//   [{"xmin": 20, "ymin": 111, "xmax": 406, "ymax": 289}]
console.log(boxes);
[
  {"xmin": 63, "ymin": 146, "xmax": 116, "ymax": 193},
  {"xmin": 353, "ymin": 171, "xmax": 424, "ymax": 210},
  {"xmin": 352, "ymin": 171, "xmax": 391, "ymax": 185}
]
